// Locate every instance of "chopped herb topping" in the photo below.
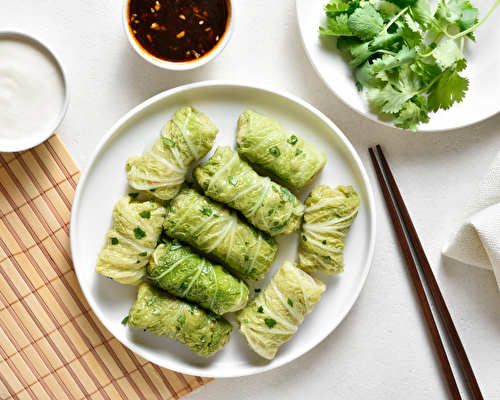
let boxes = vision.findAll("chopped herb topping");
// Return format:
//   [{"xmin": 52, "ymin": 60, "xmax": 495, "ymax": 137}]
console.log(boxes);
[
  {"xmin": 272, "ymin": 186, "xmax": 279, "ymax": 192},
  {"xmin": 243, "ymin": 319, "xmax": 251, "ymax": 323},
  {"xmin": 134, "ymin": 227, "xmax": 146, "ymax": 239},
  {"xmin": 139, "ymin": 251, "xmax": 148, "ymax": 256},
  {"xmin": 263, "ymin": 233, "xmax": 276, "ymax": 244},
  {"xmin": 147, "ymin": 298, "xmax": 156, "ymax": 306},
  {"xmin": 121, "ymin": 316, "xmax": 129, "ymax": 325},
  {"xmin": 168, "ymin": 220, "xmax": 177, "ymax": 226},
  {"xmin": 302, "ymin": 235, "xmax": 307, "ymax": 241},
  {"xmin": 200, "ymin": 335, "xmax": 207, "ymax": 343},
  {"xmin": 213, "ymin": 214, "xmax": 219, "ymax": 218},
  {"xmin": 163, "ymin": 137, "xmax": 176, "ymax": 147},
  {"xmin": 149, "ymin": 189, "xmax": 156, "ymax": 193},
  {"xmin": 295, "ymin": 149, "xmax": 303, "ymax": 156},
  {"xmin": 280, "ymin": 186, "xmax": 296, "ymax": 202},
  {"xmin": 268, "ymin": 209, "xmax": 274, "ymax": 216},
  {"xmin": 287, "ymin": 298, "xmax": 294, "ymax": 307},
  {"xmin": 128, "ymin": 193, "xmax": 139, "ymax": 199},
  {"xmin": 150, "ymin": 198, "xmax": 155, "ymax": 203},
  {"xmin": 264, "ymin": 318, "xmax": 277, "ymax": 329},
  {"xmin": 200, "ymin": 206, "xmax": 212, "ymax": 216},
  {"xmin": 287, "ymin": 135, "xmax": 298, "ymax": 145},
  {"xmin": 139, "ymin": 211, "xmax": 151, "ymax": 219},
  {"xmin": 152, "ymin": 309, "xmax": 160, "ymax": 316},
  {"xmin": 136, "ymin": 260, "xmax": 140, "ymax": 264},
  {"xmin": 269, "ymin": 146, "xmax": 281, "ymax": 157},
  {"xmin": 111, "ymin": 237, "xmax": 119, "ymax": 245},
  {"xmin": 323, "ymin": 240, "xmax": 327, "ymax": 244},
  {"xmin": 177, "ymin": 314, "xmax": 185, "ymax": 324},
  {"xmin": 324, "ymin": 256, "xmax": 332, "ymax": 264},
  {"xmin": 244, "ymin": 255, "xmax": 249, "ymax": 261},
  {"xmin": 191, "ymin": 234, "xmax": 198, "ymax": 239},
  {"xmin": 228, "ymin": 175, "xmax": 238, "ymax": 186},
  {"xmin": 257, "ymin": 306, "xmax": 264, "ymax": 313},
  {"xmin": 207, "ymin": 312, "xmax": 220, "ymax": 321},
  {"xmin": 245, "ymin": 241, "xmax": 249, "ymax": 245}
]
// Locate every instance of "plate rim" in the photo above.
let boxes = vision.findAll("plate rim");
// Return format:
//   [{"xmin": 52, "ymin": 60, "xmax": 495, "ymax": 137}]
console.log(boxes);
[
  {"xmin": 70, "ymin": 80, "xmax": 377, "ymax": 377},
  {"xmin": 294, "ymin": 0, "xmax": 500, "ymax": 132}
]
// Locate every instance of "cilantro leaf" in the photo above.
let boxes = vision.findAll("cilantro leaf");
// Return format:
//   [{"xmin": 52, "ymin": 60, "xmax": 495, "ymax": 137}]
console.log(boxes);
[
  {"xmin": 427, "ymin": 64, "xmax": 469, "ymax": 111},
  {"xmin": 348, "ymin": 4, "xmax": 384, "ymax": 40},
  {"xmin": 432, "ymin": 40, "xmax": 464, "ymax": 69}
]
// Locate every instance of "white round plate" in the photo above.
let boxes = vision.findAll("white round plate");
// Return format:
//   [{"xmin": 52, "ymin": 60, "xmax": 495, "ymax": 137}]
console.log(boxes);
[
  {"xmin": 70, "ymin": 81, "xmax": 376, "ymax": 378},
  {"xmin": 295, "ymin": 0, "xmax": 500, "ymax": 131}
]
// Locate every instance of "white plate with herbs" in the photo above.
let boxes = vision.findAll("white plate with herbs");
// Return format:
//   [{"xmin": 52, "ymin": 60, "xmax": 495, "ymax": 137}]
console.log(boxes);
[
  {"xmin": 70, "ymin": 80, "xmax": 376, "ymax": 377},
  {"xmin": 296, "ymin": 0, "xmax": 500, "ymax": 131}
]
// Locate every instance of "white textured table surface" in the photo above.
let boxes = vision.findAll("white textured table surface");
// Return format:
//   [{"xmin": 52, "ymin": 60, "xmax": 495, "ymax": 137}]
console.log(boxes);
[{"xmin": 5, "ymin": 1, "xmax": 500, "ymax": 399}]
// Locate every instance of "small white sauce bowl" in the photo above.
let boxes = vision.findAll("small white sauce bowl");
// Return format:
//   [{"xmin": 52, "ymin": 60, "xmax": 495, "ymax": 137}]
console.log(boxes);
[
  {"xmin": 122, "ymin": 0, "xmax": 234, "ymax": 71},
  {"xmin": 0, "ymin": 30, "xmax": 70, "ymax": 153}
]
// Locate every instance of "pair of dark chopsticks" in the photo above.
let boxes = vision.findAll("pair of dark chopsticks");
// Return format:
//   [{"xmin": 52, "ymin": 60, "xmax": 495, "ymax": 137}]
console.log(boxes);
[{"xmin": 369, "ymin": 145, "xmax": 482, "ymax": 400}]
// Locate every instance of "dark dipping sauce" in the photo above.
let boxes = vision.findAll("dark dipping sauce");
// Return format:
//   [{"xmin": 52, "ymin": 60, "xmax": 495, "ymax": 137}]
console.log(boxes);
[{"xmin": 128, "ymin": 0, "xmax": 229, "ymax": 63}]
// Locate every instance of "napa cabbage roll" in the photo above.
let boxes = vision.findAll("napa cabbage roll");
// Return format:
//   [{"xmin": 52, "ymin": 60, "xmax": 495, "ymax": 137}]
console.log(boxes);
[
  {"xmin": 163, "ymin": 185, "xmax": 279, "ymax": 281},
  {"xmin": 127, "ymin": 282, "xmax": 232, "ymax": 358},
  {"xmin": 299, "ymin": 185, "xmax": 360, "ymax": 275},
  {"xmin": 126, "ymin": 106, "xmax": 218, "ymax": 200},
  {"xmin": 95, "ymin": 195, "xmax": 167, "ymax": 285},
  {"xmin": 236, "ymin": 110, "xmax": 327, "ymax": 189},
  {"xmin": 236, "ymin": 261, "xmax": 325, "ymax": 360},
  {"xmin": 148, "ymin": 240, "xmax": 249, "ymax": 315},
  {"xmin": 193, "ymin": 146, "xmax": 304, "ymax": 236}
]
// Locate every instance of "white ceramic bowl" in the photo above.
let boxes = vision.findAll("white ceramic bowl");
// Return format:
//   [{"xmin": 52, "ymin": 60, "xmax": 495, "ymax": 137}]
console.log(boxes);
[
  {"xmin": 122, "ymin": 0, "xmax": 235, "ymax": 71},
  {"xmin": 0, "ymin": 30, "xmax": 70, "ymax": 152}
]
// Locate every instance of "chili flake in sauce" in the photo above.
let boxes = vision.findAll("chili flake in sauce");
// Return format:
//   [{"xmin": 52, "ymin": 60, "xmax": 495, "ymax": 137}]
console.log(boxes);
[{"xmin": 128, "ymin": 0, "xmax": 229, "ymax": 63}]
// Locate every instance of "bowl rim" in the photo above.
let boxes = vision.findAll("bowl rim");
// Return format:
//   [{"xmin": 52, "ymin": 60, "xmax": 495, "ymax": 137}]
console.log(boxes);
[
  {"xmin": 0, "ymin": 29, "xmax": 70, "ymax": 152},
  {"xmin": 122, "ymin": 0, "xmax": 235, "ymax": 71}
]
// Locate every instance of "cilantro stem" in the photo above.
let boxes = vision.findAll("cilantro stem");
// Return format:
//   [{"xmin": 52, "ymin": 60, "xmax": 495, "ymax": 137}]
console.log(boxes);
[
  {"xmin": 375, "ymin": 49, "xmax": 398, "ymax": 56},
  {"xmin": 449, "ymin": 0, "xmax": 500, "ymax": 40},
  {"xmin": 381, "ymin": 7, "xmax": 408, "ymax": 35}
]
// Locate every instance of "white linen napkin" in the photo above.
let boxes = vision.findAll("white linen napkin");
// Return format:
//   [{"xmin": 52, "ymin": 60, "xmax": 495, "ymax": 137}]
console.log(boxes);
[{"xmin": 442, "ymin": 150, "xmax": 500, "ymax": 291}]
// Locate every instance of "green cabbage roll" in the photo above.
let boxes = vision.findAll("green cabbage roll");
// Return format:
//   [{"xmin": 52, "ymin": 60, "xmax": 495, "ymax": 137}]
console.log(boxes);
[
  {"xmin": 299, "ymin": 185, "xmax": 360, "ymax": 275},
  {"xmin": 193, "ymin": 146, "xmax": 305, "ymax": 236},
  {"xmin": 148, "ymin": 240, "xmax": 249, "ymax": 315},
  {"xmin": 236, "ymin": 110, "xmax": 327, "ymax": 189},
  {"xmin": 236, "ymin": 261, "xmax": 325, "ymax": 360},
  {"xmin": 95, "ymin": 196, "xmax": 167, "ymax": 285},
  {"xmin": 128, "ymin": 282, "xmax": 232, "ymax": 358},
  {"xmin": 163, "ymin": 185, "xmax": 279, "ymax": 281},
  {"xmin": 126, "ymin": 106, "xmax": 218, "ymax": 200}
]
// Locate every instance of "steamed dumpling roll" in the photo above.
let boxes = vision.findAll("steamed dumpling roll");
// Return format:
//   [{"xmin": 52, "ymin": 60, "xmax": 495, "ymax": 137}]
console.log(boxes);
[
  {"xmin": 299, "ymin": 185, "xmax": 360, "ymax": 275},
  {"xmin": 126, "ymin": 106, "xmax": 218, "ymax": 200},
  {"xmin": 236, "ymin": 110, "xmax": 327, "ymax": 189},
  {"xmin": 95, "ymin": 195, "xmax": 167, "ymax": 285},
  {"xmin": 148, "ymin": 240, "xmax": 249, "ymax": 315},
  {"xmin": 127, "ymin": 282, "xmax": 233, "ymax": 358},
  {"xmin": 236, "ymin": 261, "xmax": 325, "ymax": 359},
  {"xmin": 163, "ymin": 185, "xmax": 279, "ymax": 281},
  {"xmin": 193, "ymin": 146, "xmax": 304, "ymax": 236}
]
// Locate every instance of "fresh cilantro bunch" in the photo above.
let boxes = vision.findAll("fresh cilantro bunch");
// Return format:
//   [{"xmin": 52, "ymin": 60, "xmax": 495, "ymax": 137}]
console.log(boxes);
[{"xmin": 320, "ymin": 0, "xmax": 499, "ymax": 131}]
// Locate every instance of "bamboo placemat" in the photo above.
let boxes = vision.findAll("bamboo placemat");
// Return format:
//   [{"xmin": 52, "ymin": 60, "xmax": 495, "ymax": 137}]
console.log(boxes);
[{"xmin": 0, "ymin": 134, "xmax": 212, "ymax": 400}]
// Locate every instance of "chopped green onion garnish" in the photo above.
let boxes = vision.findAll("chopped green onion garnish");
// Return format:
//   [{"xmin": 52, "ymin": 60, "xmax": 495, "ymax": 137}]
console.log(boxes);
[
  {"xmin": 228, "ymin": 175, "xmax": 238, "ymax": 186},
  {"xmin": 139, "ymin": 211, "xmax": 151, "ymax": 219},
  {"xmin": 163, "ymin": 137, "xmax": 176, "ymax": 147},
  {"xmin": 133, "ymin": 227, "xmax": 146, "ymax": 239},
  {"xmin": 269, "ymin": 146, "xmax": 281, "ymax": 157},
  {"xmin": 111, "ymin": 237, "xmax": 119, "ymax": 245},
  {"xmin": 264, "ymin": 318, "xmax": 277, "ymax": 328}
]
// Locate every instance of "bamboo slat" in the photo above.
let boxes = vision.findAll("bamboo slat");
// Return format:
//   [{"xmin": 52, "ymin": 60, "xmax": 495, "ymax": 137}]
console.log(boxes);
[{"xmin": 0, "ymin": 134, "xmax": 212, "ymax": 400}]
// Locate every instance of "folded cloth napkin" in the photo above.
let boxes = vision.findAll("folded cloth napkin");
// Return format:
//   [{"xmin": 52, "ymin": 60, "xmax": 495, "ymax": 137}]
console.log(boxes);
[{"xmin": 442, "ymin": 151, "xmax": 500, "ymax": 290}]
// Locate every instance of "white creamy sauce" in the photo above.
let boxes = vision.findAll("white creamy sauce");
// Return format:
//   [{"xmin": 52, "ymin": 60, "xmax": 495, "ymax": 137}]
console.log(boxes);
[{"xmin": 0, "ymin": 37, "xmax": 65, "ymax": 144}]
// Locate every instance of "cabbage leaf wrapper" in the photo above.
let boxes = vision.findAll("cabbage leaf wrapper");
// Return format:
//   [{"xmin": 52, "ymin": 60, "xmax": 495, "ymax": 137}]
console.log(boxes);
[
  {"xmin": 236, "ymin": 261, "xmax": 325, "ymax": 359},
  {"xmin": 128, "ymin": 282, "xmax": 232, "ymax": 358},
  {"xmin": 163, "ymin": 185, "xmax": 279, "ymax": 281},
  {"xmin": 95, "ymin": 196, "xmax": 167, "ymax": 285},
  {"xmin": 236, "ymin": 110, "xmax": 327, "ymax": 189},
  {"xmin": 126, "ymin": 106, "xmax": 218, "ymax": 200},
  {"xmin": 193, "ymin": 146, "xmax": 305, "ymax": 236},
  {"xmin": 148, "ymin": 241, "xmax": 249, "ymax": 315},
  {"xmin": 299, "ymin": 185, "xmax": 360, "ymax": 275}
]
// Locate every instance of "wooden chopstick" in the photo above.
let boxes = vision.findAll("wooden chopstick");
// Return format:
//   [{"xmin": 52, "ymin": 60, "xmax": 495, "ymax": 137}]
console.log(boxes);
[
  {"xmin": 374, "ymin": 145, "xmax": 483, "ymax": 400},
  {"xmin": 368, "ymin": 147, "xmax": 462, "ymax": 399}
]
